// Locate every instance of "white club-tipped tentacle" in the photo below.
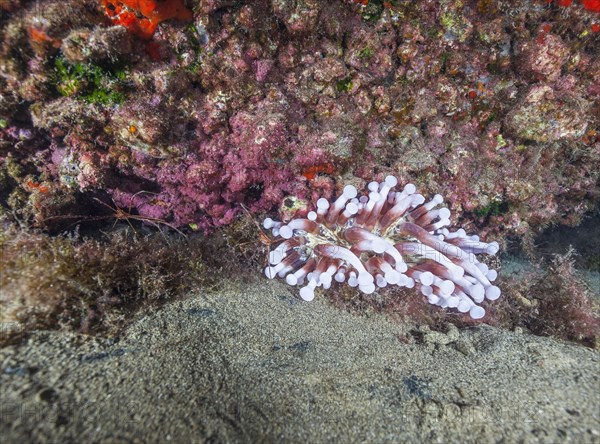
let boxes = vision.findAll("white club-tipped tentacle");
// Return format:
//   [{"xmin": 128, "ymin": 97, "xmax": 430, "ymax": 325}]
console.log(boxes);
[
  {"xmin": 314, "ymin": 244, "xmax": 368, "ymax": 276},
  {"xmin": 469, "ymin": 305, "xmax": 486, "ymax": 319},
  {"xmin": 352, "ymin": 238, "xmax": 387, "ymax": 254},
  {"xmin": 359, "ymin": 281, "xmax": 376, "ymax": 294},
  {"xmin": 476, "ymin": 262, "xmax": 489, "ymax": 275},
  {"xmin": 424, "ymin": 194, "xmax": 444, "ymax": 211},
  {"xmin": 364, "ymin": 191, "xmax": 381, "ymax": 212},
  {"xmin": 326, "ymin": 185, "xmax": 358, "ymax": 225},
  {"xmin": 316, "ymin": 198, "xmax": 330, "ymax": 222},
  {"xmin": 347, "ymin": 271, "xmax": 358, "ymax": 287},
  {"xmin": 446, "ymin": 295, "xmax": 460, "ymax": 308},
  {"xmin": 300, "ymin": 278, "xmax": 318, "ymax": 301},
  {"xmin": 334, "ymin": 265, "xmax": 348, "ymax": 283},
  {"xmin": 278, "ymin": 225, "xmax": 293, "ymax": 239},
  {"xmin": 485, "ymin": 285, "xmax": 501, "ymax": 301},
  {"xmin": 433, "ymin": 277, "xmax": 455, "ymax": 296},
  {"xmin": 457, "ymin": 295, "xmax": 474, "ymax": 313},
  {"xmin": 420, "ymin": 285, "xmax": 433, "ymax": 296},
  {"xmin": 368, "ymin": 181, "xmax": 379, "ymax": 192},
  {"xmin": 319, "ymin": 261, "xmax": 340, "ymax": 287},
  {"xmin": 387, "ymin": 191, "xmax": 396, "ymax": 204},
  {"xmin": 427, "ymin": 218, "xmax": 451, "ymax": 231},
  {"xmin": 427, "ymin": 294, "xmax": 440, "ymax": 305},
  {"xmin": 336, "ymin": 202, "xmax": 359, "ymax": 226},
  {"xmin": 285, "ymin": 258, "xmax": 316, "ymax": 286},
  {"xmin": 396, "ymin": 242, "xmax": 465, "ymax": 279},
  {"xmin": 453, "ymin": 238, "xmax": 500, "ymax": 255},
  {"xmin": 269, "ymin": 239, "xmax": 298, "ymax": 265},
  {"xmin": 394, "ymin": 183, "xmax": 417, "ymax": 203},
  {"xmin": 412, "ymin": 270, "xmax": 434, "ymax": 286},
  {"xmin": 367, "ymin": 176, "xmax": 398, "ymax": 223},
  {"xmin": 263, "ymin": 217, "xmax": 282, "ymax": 230}
]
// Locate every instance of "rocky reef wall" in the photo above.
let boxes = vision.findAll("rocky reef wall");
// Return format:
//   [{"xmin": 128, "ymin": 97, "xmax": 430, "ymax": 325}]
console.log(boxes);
[{"xmin": 0, "ymin": 0, "xmax": 598, "ymax": 236}]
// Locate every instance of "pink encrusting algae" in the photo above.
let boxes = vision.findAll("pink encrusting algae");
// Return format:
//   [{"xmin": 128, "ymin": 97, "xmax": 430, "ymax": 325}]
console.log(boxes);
[{"xmin": 263, "ymin": 176, "xmax": 501, "ymax": 319}]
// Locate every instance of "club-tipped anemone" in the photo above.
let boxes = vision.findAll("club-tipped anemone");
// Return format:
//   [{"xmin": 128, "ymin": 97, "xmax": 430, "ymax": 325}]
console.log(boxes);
[{"xmin": 262, "ymin": 176, "xmax": 502, "ymax": 319}]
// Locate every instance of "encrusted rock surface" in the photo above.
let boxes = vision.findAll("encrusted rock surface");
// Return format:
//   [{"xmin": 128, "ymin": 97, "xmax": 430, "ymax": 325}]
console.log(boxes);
[
  {"xmin": 0, "ymin": 0, "xmax": 599, "ymax": 235},
  {"xmin": 504, "ymin": 84, "xmax": 590, "ymax": 142}
]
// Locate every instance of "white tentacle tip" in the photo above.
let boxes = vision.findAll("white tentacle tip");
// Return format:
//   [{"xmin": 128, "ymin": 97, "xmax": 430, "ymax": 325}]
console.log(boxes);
[
  {"xmin": 343, "ymin": 184, "xmax": 358, "ymax": 199},
  {"xmin": 286, "ymin": 274, "xmax": 298, "ymax": 286},
  {"xmin": 438, "ymin": 207, "xmax": 451, "ymax": 219},
  {"xmin": 279, "ymin": 225, "xmax": 293, "ymax": 239},
  {"xmin": 317, "ymin": 198, "xmax": 330, "ymax": 210},
  {"xmin": 404, "ymin": 183, "xmax": 416, "ymax": 194},
  {"xmin": 357, "ymin": 272, "xmax": 374, "ymax": 286},
  {"xmin": 384, "ymin": 175, "xmax": 398, "ymax": 187},
  {"xmin": 469, "ymin": 305, "xmax": 486, "ymax": 319},
  {"xmin": 384, "ymin": 270, "xmax": 400, "ymax": 285},
  {"xmin": 359, "ymin": 282, "xmax": 376, "ymax": 294},
  {"xmin": 300, "ymin": 286, "xmax": 315, "ymax": 301},
  {"xmin": 485, "ymin": 285, "xmax": 501, "ymax": 301},
  {"xmin": 487, "ymin": 241, "xmax": 500, "ymax": 255},
  {"xmin": 269, "ymin": 250, "xmax": 284, "ymax": 265}
]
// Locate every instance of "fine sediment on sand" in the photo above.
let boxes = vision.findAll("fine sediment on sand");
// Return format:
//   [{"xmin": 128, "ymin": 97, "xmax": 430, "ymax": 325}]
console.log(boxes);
[{"xmin": 1, "ymin": 278, "xmax": 599, "ymax": 444}]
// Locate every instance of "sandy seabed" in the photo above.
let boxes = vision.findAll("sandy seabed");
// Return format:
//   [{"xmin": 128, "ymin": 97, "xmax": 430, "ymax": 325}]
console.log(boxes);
[{"xmin": 1, "ymin": 275, "xmax": 599, "ymax": 444}]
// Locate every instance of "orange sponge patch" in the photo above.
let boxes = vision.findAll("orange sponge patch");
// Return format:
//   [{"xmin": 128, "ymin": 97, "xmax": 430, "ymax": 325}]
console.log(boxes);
[{"xmin": 101, "ymin": 0, "xmax": 192, "ymax": 40}]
